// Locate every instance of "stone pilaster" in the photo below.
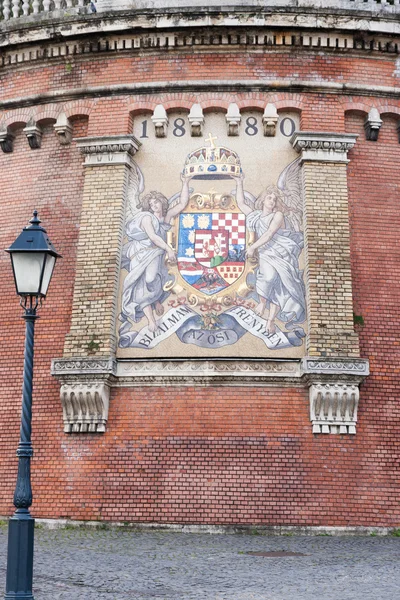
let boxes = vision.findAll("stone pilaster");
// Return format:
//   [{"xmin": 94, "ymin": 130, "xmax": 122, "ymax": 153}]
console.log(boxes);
[
  {"xmin": 291, "ymin": 132, "xmax": 359, "ymax": 358},
  {"xmin": 63, "ymin": 135, "xmax": 140, "ymax": 358},
  {"xmin": 53, "ymin": 135, "xmax": 140, "ymax": 433},
  {"xmin": 291, "ymin": 132, "xmax": 369, "ymax": 434}
]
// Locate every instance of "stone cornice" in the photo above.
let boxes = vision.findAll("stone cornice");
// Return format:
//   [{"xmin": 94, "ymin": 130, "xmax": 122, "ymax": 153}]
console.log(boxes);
[
  {"xmin": 3, "ymin": 79, "xmax": 400, "ymax": 113},
  {"xmin": 2, "ymin": 9, "xmax": 400, "ymax": 60},
  {"xmin": 76, "ymin": 135, "xmax": 141, "ymax": 166},
  {"xmin": 291, "ymin": 131, "xmax": 358, "ymax": 163}
]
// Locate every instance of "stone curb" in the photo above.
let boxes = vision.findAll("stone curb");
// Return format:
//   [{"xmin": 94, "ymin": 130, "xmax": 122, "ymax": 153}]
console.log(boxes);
[{"xmin": 0, "ymin": 516, "xmax": 398, "ymax": 536}]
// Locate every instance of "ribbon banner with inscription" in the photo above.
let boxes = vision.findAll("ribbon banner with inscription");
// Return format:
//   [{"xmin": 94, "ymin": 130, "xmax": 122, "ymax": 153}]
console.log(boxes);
[{"xmin": 119, "ymin": 306, "xmax": 305, "ymax": 350}]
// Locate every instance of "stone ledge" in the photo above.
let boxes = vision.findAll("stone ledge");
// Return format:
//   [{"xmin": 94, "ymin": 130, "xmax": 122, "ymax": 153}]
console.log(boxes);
[{"xmin": 4, "ymin": 517, "xmax": 395, "ymax": 537}]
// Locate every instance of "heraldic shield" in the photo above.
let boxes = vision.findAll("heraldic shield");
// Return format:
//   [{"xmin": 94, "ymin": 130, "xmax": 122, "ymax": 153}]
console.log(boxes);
[{"xmin": 178, "ymin": 210, "xmax": 246, "ymax": 296}]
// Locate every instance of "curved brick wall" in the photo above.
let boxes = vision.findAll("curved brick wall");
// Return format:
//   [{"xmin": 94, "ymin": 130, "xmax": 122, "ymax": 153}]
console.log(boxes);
[{"xmin": 0, "ymin": 8, "xmax": 399, "ymax": 527}]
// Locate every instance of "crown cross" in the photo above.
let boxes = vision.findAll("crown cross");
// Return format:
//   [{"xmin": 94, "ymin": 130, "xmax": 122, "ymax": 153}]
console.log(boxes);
[{"xmin": 205, "ymin": 133, "xmax": 218, "ymax": 148}]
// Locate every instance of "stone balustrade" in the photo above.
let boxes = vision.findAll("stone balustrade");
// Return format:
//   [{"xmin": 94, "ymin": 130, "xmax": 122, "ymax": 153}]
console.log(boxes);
[
  {"xmin": 0, "ymin": 0, "xmax": 89, "ymax": 20},
  {"xmin": 1, "ymin": 0, "xmax": 400, "ymax": 23}
]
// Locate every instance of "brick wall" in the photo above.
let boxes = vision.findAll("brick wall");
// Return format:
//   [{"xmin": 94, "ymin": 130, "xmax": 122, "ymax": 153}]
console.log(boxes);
[{"xmin": 0, "ymin": 44, "xmax": 399, "ymax": 526}]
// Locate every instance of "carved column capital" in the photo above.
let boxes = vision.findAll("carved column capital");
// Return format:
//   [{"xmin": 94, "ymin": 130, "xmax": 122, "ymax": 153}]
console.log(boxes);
[
  {"xmin": 76, "ymin": 135, "xmax": 141, "ymax": 166},
  {"xmin": 290, "ymin": 131, "xmax": 358, "ymax": 163}
]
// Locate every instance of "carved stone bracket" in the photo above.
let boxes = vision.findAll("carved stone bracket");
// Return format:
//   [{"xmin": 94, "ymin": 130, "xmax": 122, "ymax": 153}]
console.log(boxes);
[
  {"xmin": 76, "ymin": 135, "xmax": 141, "ymax": 166},
  {"xmin": 291, "ymin": 131, "xmax": 358, "ymax": 163},
  {"xmin": 263, "ymin": 103, "xmax": 279, "ymax": 137},
  {"xmin": 188, "ymin": 103, "xmax": 205, "ymax": 137},
  {"xmin": 23, "ymin": 119, "xmax": 42, "ymax": 149},
  {"xmin": 54, "ymin": 112, "xmax": 73, "ymax": 145},
  {"xmin": 309, "ymin": 382, "xmax": 359, "ymax": 435},
  {"xmin": 302, "ymin": 357, "xmax": 369, "ymax": 435},
  {"xmin": 60, "ymin": 382, "xmax": 110, "ymax": 433},
  {"xmin": 0, "ymin": 125, "xmax": 15, "ymax": 153},
  {"xmin": 52, "ymin": 357, "xmax": 117, "ymax": 434},
  {"xmin": 226, "ymin": 103, "xmax": 241, "ymax": 136},
  {"xmin": 364, "ymin": 108, "xmax": 382, "ymax": 142},
  {"xmin": 151, "ymin": 104, "xmax": 169, "ymax": 138}
]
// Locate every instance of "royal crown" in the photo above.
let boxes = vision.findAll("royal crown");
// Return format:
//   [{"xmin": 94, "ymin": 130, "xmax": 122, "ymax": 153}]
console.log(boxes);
[{"xmin": 184, "ymin": 134, "xmax": 241, "ymax": 180}]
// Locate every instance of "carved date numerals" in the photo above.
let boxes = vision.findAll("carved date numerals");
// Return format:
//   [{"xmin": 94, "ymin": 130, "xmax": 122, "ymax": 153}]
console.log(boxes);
[{"xmin": 139, "ymin": 117, "xmax": 296, "ymax": 139}]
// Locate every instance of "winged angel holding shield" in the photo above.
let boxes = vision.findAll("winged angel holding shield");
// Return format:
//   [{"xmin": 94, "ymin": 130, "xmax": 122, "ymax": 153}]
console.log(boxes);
[
  {"xmin": 119, "ymin": 164, "xmax": 192, "ymax": 334},
  {"xmin": 234, "ymin": 158, "xmax": 306, "ymax": 335}
]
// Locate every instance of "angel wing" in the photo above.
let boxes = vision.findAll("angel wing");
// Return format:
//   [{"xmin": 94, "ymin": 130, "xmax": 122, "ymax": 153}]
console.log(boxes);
[
  {"xmin": 126, "ymin": 161, "xmax": 145, "ymax": 221},
  {"xmin": 230, "ymin": 188, "xmax": 257, "ymax": 211},
  {"xmin": 277, "ymin": 157, "xmax": 303, "ymax": 232},
  {"xmin": 167, "ymin": 187, "xmax": 195, "ymax": 212}
]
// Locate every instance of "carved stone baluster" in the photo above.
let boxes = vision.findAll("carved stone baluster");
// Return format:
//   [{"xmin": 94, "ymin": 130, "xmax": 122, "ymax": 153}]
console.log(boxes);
[
  {"xmin": 3, "ymin": 0, "xmax": 11, "ymax": 19},
  {"xmin": 32, "ymin": 0, "xmax": 40, "ymax": 14},
  {"xmin": 11, "ymin": 0, "xmax": 20, "ymax": 18},
  {"xmin": 43, "ymin": 0, "xmax": 51, "ymax": 12},
  {"xmin": 54, "ymin": 0, "xmax": 62, "ymax": 8},
  {"xmin": 22, "ymin": 0, "xmax": 29, "ymax": 15},
  {"xmin": 66, "ymin": 0, "xmax": 73, "ymax": 7}
]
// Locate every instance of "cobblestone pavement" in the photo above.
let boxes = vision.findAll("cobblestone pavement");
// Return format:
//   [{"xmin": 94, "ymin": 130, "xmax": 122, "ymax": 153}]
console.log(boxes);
[{"xmin": 1, "ymin": 525, "xmax": 400, "ymax": 599}]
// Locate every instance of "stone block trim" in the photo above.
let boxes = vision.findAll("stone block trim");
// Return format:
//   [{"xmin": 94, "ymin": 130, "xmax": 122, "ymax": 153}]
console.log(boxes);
[{"xmin": 63, "ymin": 136, "xmax": 140, "ymax": 357}]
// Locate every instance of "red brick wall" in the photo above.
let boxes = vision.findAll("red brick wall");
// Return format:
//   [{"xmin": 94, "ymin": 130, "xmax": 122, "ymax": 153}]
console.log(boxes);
[{"xmin": 0, "ymin": 47, "xmax": 399, "ymax": 526}]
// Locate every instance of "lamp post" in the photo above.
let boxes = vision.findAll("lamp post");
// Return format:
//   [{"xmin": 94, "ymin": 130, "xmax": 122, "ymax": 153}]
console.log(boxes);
[{"xmin": 4, "ymin": 210, "xmax": 61, "ymax": 600}]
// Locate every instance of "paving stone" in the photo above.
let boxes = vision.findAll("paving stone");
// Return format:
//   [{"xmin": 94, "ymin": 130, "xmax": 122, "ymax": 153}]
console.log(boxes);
[{"xmin": 0, "ymin": 527, "xmax": 400, "ymax": 599}]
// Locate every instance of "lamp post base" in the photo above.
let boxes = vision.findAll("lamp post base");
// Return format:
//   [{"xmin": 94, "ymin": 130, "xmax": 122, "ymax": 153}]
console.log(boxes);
[{"xmin": 4, "ymin": 511, "xmax": 35, "ymax": 600}]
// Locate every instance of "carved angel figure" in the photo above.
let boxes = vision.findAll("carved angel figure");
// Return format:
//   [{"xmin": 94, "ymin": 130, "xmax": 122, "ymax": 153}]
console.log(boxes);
[
  {"xmin": 120, "ymin": 165, "xmax": 192, "ymax": 333},
  {"xmin": 234, "ymin": 158, "xmax": 306, "ymax": 335}
]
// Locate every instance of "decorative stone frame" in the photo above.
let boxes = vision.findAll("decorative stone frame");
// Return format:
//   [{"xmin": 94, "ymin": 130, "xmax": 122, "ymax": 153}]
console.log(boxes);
[{"xmin": 52, "ymin": 130, "xmax": 369, "ymax": 435}]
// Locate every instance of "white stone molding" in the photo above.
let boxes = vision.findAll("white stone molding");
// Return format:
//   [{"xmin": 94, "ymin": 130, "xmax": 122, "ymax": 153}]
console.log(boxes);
[
  {"xmin": 263, "ymin": 103, "xmax": 279, "ymax": 137},
  {"xmin": 52, "ymin": 357, "xmax": 117, "ymax": 377},
  {"xmin": 309, "ymin": 382, "xmax": 359, "ymax": 435},
  {"xmin": 151, "ymin": 104, "xmax": 169, "ymax": 138},
  {"xmin": 290, "ymin": 132, "xmax": 358, "ymax": 163},
  {"xmin": 0, "ymin": 125, "xmax": 15, "ymax": 153},
  {"xmin": 226, "ymin": 103, "xmax": 241, "ymax": 136},
  {"xmin": 301, "ymin": 357, "xmax": 370, "ymax": 377},
  {"xmin": 188, "ymin": 103, "xmax": 205, "ymax": 137},
  {"xmin": 54, "ymin": 112, "xmax": 73, "ymax": 145},
  {"xmin": 76, "ymin": 135, "xmax": 141, "ymax": 166},
  {"xmin": 23, "ymin": 119, "xmax": 42, "ymax": 149},
  {"xmin": 60, "ymin": 382, "xmax": 110, "ymax": 433},
  {"xmin": 116, "ymin": 359, "xmax": 302, "ymax": 387},
  {"xmin": 364, "ymin": 107, "xmax": 383, "ymax": 142},
  {"xmin": 52, "ymin": 357, "xmax": 369, "ymax": 433}
]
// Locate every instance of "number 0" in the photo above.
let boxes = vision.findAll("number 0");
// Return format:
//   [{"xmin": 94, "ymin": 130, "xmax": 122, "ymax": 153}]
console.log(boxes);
[{"xmin": 279, "ymin": 118, "xmax": 296, "ymax": 138}]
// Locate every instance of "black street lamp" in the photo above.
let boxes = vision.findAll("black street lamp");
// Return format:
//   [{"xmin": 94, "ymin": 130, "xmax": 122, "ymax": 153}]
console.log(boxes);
[{"xmin": 4, "ymin": 210, "xmax": 61, "ymax": 600}]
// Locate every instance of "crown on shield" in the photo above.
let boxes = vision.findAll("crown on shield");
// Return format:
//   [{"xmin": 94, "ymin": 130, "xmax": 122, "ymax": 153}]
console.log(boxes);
[{"xmin": 184, "ymin": 133, "xmax": 241, "ymax": 180}]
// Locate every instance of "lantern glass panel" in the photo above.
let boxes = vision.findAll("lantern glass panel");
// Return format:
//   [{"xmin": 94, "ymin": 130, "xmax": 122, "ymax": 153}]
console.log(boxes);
[
  {"xmin": 40, "ymin": 255, "xmax": 56, "ymax": 296},
  {"xmin": 12, "ymin": 252, "xmax": 46, "ymax": 295}
]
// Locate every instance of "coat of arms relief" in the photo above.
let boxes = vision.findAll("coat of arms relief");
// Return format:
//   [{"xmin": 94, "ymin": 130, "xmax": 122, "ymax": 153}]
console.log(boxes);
[{"xmin": 118, "ymin": 119, "xmax": 307, "ymax": 357}]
